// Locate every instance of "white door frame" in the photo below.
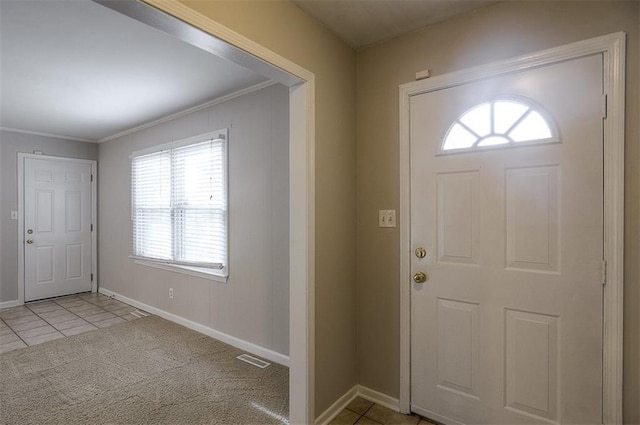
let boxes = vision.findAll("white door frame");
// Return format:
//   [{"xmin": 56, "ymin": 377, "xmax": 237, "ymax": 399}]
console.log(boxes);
[
  {"xmin": 17, "ymin": 153, "xmax": 98, "ymax": 303},
  {"xmin": 399, "ymin": 32, "xmax": 626, "ymax": 424},
  {"xmin": 94, "ymin": 1, "xmax": 316, "ymax": 423}
]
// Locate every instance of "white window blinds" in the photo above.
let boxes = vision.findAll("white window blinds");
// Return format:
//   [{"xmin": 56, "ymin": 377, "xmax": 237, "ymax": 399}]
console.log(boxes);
[{"xmin": 131, "ymin": 131, "xmax": 228, "ymax": 273}]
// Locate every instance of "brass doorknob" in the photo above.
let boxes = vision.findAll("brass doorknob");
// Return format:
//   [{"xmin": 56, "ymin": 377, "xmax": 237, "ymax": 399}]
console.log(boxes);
[
  {"xmin": 26, "ymin": 239, "xmax": 34, "ymax": 244},
  {"xmin": 413, "ymin": 272, "xmax": 427, "ymax": 283},
  {"xmin": 415, "ymin": 247, "xmax": 427, "ymax": 259}
]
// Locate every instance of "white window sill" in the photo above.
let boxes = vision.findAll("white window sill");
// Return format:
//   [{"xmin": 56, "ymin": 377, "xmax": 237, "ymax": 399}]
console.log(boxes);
[{"xmin": 131, "ymin": 257, "xmax": 228, "ymax": 283}]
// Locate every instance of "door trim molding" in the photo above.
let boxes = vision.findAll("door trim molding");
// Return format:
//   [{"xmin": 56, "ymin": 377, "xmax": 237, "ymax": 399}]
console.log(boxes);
[
  {"xmin": 17, "ymin": 154, "xmax": 98, "ymax": 304},
  {"xmin": 398, "ymin": 32, "xmax": 626, "ymax": 424}
]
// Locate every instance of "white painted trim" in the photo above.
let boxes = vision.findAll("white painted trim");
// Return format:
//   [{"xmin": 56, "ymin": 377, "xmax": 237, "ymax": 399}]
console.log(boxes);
[
  {"xmin": 0, "ymin": 300, "xmax": 23, "ymax": 310},
  {"xmin": 357, "ymin": 385, "xmax": 400, "ymax": 412},
  {"xmin": 17, "ymin": 154, "xmax": 98, "ymax": 304},
  {"xmin": 17, "ymin": 155, "xmax": 24, "ymax": 305},
  {"xmin": 601, "ymin": 32, "xmax": 626, "ymax": 425},
  {"xmin": 132, "ymin": 258, "xmax": 228, "ymax": 283},
  {"xmin": 287, "ymin": 79, "xmax": 316, "ymax": 425},
  {"xmin": 399, "ymin": 32, "xmax": 626, "ymax": 95},
  {"xmin": 129, "ymin": 128, "xmax": 228, "ymax": 158},
  {"xmin": 0, "ymin": 127, "xmax": 96, "ymax": 143},
  {"xmin": 97, "ymin": 80, "xmax": 277, "ymax": 143},
  {"xmin": 98, "ymin": 287, "xmax": 290, "ymax": 366},
  {"xmin": 99, "ymin": 2, "xmax": 316, "ymax": 422},
  {"xmin": 314, "ymin": 385, "xmax": 401, "ymax": 425},
  {"xmin": 399, "ymin": 32, "xmax": 625, "ymax": 423},
  {"xmin": 90, "ymin": 160, "xmax": 98, "ymax": 294},
  {"xmin": 314, "ymin": 385, "xmax": 359, "ymax": 425},
  {"xmin": 399, "ymin": 80, "xmax": 412, "ymax": 415}
]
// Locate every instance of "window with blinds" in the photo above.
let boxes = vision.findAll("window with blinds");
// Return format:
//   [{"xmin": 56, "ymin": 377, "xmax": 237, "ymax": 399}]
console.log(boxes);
[{"xmin": 131, "ymin": 130, "xmax": 228, "ymax": 275}]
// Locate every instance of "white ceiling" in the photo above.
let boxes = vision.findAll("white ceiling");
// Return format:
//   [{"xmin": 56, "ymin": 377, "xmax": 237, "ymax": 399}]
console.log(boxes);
[
  {"xmin": 293, "ymin": 0, "xmax": 498, "ymax": 48},
  {"xmin": 0, "ymin": 0, "xmax": 269, "ymax": 142}
]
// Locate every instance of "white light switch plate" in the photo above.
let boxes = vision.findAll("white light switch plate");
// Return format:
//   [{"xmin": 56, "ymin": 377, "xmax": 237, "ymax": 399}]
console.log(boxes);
[
  {"xmin": 10, "ymin": 211, "xmax": 18, "ymax": 220},
  {"xmin": 378, "ymin": 209, "xmax": 396, "ymax": 228}
]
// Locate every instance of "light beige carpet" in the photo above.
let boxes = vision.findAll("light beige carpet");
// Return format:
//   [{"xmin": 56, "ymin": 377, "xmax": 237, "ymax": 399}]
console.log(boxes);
[{"xmin": 0, "ymin": 315, "xmax": 288, "ymax": 425}]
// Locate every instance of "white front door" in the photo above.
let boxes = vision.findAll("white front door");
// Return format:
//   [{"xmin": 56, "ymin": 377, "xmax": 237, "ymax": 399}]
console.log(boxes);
[
  {"xmin": 24, "ymin": 157, "xmax": 93, "ymax": 302},
  {"xmin": 409, "ymin": 54, "xmax": 604, "ymax": 424}
]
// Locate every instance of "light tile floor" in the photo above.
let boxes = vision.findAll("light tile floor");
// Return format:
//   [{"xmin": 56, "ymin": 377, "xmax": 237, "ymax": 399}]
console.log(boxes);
[
  {"xmin": 0, "ymin": 292, "xmax": 149, "ymax": 354},
  {"xmin": 330, "ymin": 397, "xmax": 437, "ymax": 425}
]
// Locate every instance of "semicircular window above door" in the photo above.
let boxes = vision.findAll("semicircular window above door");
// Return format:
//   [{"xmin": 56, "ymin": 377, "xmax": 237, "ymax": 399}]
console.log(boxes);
[{"xmin": 441, "ymin": 98, "xmax": 558, "ymax": 152}]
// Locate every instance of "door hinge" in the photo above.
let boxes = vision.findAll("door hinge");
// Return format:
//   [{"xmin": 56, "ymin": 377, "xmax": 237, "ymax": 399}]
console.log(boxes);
[
  {"xmin": 91, "ymin": 224, "xmax": 93, "ymax": 232},
  {"xmin": 91, "ymin": 273, "xmax": 94, "ymax": 282},
  {"xmin": 91, "ymin": 174, "xmax": 94, "ymax": 182},
  {"xmin": 602, "ymin": 94, "xmax": 608, "ymax": 119},
  {"xmin": 602, "ymin": 260, "xmax": 607, "ymax": 286}
]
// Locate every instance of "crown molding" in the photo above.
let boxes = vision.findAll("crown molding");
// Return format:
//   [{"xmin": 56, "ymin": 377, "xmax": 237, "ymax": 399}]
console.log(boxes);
[
  {"xmin": 0, "ymin": 127, "xmax": 96, "ymax": 143},
  {"xmin": 97, "ymin": 80, "xmax": 277, "ymax": 143}
]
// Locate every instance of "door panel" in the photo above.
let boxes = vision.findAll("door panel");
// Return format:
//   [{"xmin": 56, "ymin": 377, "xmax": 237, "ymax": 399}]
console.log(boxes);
[
  {"xmin": 65, "ymin": 191, "xmax": 82, "ymax": 232},
  {"xmin": 36, "ymin": 190, "xmax": 54, "ymax": 232},
  {"xmin": 24, "ymin": 157, "xmax": 93, "ymax": 301},
  {"xmin": 36, "ymin": 246, "xmax": 54, "ymax": 283},
  {"xmin": 410, "ymin": 54, "xmax": 603, "ymax": 424},
  {"xmin": 436, "ymin": 298, "xmax": 480, "ymax": 399},
  {"xmin": 436, "ymin": 171, "xmax": 480, "ymax": 265},
  {"xmin": 505, "ymin": 166, "xmax": 559, "ymax": 272},
  {"xmin": 505, "ymin": 309, "xmax": 559, "ymax": 421}
]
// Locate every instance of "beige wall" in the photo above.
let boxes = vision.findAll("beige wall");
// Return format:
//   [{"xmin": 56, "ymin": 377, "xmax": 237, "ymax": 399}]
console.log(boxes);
[
  {"xmin": 4, "ymin": 1, "xmax": 634, "ymax": 421},
  {"xmin": 98, "ymin": 85, "xmax": 291, "ymax": 356},
  {"xmin": 0, "ymin": 130, "xmax": 98, "ymax": 302},
  {"xmin": 177, "ymin": 0, "xmax": 359, "ymax": 415},
  {"xmin": 356, "ymin": 1, "xmax": 639, "ymax": 423}
]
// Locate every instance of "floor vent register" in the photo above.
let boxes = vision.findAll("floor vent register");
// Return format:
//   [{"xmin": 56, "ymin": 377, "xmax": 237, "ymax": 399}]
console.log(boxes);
[{"xmin": 236, "ymin": 353, "xmax": 271, "ymax": 369}]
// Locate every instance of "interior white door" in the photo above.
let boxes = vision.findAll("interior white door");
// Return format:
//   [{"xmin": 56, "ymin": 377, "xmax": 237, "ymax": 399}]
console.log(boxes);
[
  {"xmin": 409, "ymin": 54, "xmax": 604, "ymax": 424},
  {"xmin": 24, "ymin": 157, "xmax": 93, "ymax": 302}
]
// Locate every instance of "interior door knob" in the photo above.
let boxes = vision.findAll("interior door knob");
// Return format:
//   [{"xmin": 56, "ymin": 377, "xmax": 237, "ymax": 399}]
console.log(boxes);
[
  {"xmin": 413, "ymin": 271, "xmax": 427, "ymax": 283},
  {"xmin": 26, "ymin": 239, "xmax": 34, "ymax": 244},
  {"xmin": 415, "ymin": 247, "xmax": 427, "ymax": 258}
]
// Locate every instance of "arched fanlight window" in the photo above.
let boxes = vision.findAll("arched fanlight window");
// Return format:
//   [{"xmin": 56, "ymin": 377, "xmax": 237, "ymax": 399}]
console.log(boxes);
[{"xmin": 442, "ymin": 98, "xmax": 558, "ymax": 152}]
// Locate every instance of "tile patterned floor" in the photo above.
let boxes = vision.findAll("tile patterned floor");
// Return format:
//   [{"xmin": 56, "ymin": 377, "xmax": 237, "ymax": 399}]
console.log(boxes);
[
  {"xmin": 0, "ymin": 292, "xmax": 149, "ymax": 354},
  {"xmin": 330, "ymin": 397, "xmax": 437, "ymax": 425}
]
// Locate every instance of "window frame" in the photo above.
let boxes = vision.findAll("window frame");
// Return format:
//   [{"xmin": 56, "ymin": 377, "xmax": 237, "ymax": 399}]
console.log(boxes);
[{"xmin": 129, "ymin": 129, "xmax": 229, "ymax": 281}]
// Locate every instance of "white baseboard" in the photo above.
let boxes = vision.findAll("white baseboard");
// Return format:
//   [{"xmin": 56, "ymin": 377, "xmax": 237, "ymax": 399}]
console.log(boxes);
[
  {"xmin": 357, "ymin": 385, "xmax": 400, "ymax": 412},
  {"xmin": 98, "ymin": 287, "xmax": 290, "ymax": 367},
  {"xmin": 315, "ymin": 385, "xmax": 359, "ymax": 425},
  {"xmin": 0, "ymin": 300, "xmax": 23, "ymax": 310},
  {"xmin": 315, "ymin": 385, "xmax": 400, "ymax": 425}
]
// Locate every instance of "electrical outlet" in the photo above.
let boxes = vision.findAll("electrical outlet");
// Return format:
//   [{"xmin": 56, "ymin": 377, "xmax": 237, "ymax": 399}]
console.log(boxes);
[{"xmin": 169, "ymin": 288, "xmax": 174, "ymax": 299}]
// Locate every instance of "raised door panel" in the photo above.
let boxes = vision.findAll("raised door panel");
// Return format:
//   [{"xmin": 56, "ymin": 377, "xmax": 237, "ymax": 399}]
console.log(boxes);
[
  {"xmin": 506, "ymin": 166, "xmax": 559, "ymax": 273},
  {"xmin": 505, "ymin": 309, "xmax": 559, "ymax": 422},
  {"xmin": 36, "ymin": 190, "xmax": 55, "ymax": 233},
  {"xmin": 436, "ymin": 171, "xmax": 480, "ymax": 265},
  {"xmin": 66, "ymin": 244, "xmax": 83, "ymax": 279},
  {"xmin": 36, "ymin": 245, "xmax": 54, "ymax": 283},
  {"xmin": 65, "ymin": 170, "xmax": 81, "ymax": 184},
  {"xmin": 65, "ymin": 191, "xmax": 82, "ymax": 232},
  {"xmin": 437, "ymin": 298, "xmax": 480, "ymax": 399}
]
